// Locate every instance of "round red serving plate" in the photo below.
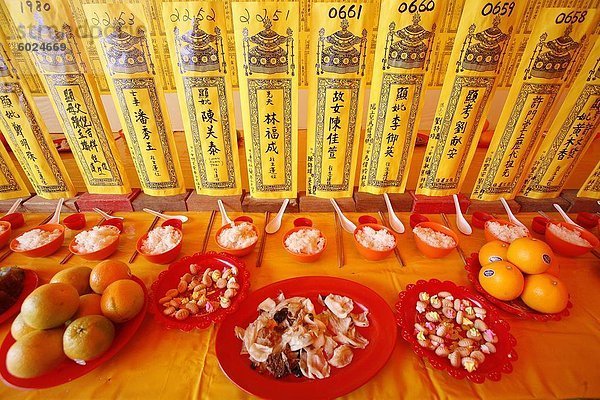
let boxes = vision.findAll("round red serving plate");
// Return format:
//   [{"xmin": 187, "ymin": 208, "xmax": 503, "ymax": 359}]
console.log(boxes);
[
  {"xmin": 149, "ymin": 251, "xmax": 250, "ymax": 331},
  {"xmin": 0, "ymin": 269, "xmax": 39, "ymax": 325},
  {"xmin": 215, "ymin": 276, "xmax": 397, "ymax": 400},
  {"xmin": 465, "ymin": 253, "xmax": 572, "ymax": 321},
  {"xmin": 395, "ymin": 279, "xmax": 517, "ymax": 383},
  {"xmin": 0, "ymin": 275, "xmax": 148, "ymax": 389}
]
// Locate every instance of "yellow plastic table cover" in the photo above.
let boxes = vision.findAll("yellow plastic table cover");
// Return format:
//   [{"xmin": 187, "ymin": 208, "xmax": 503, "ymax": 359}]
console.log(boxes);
[{"xmin": 0, "ymin": 211, "xmax": 599, "ymax": 399}]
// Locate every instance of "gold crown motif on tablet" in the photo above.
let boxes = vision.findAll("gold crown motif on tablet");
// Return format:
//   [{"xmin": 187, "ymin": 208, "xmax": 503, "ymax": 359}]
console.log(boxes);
[
  {"xmin": 174, "ymin": 14, "xmax": 226, "ymax": 74},
  {"xmin": 316, "ymin": 18, "xmax": 367, "ymax": 75},
  {"xmin": 29, "ymin": 14, "xmax": 81, "ymax": 73},
  {"xmin": 383, "ymin": 13, "xmax": 435, "ymax": 70},
  {"xmin": 242, "ymin": 17, "xmax": 294, "ymax": 76},
  {"xmin": 99, "ymin": 20, "xmax": 155, "ymax": 76},
  {"xmin": 456, "ymin": 16, "xmax": 510, "ymax": 73},
  {"xmin": 525, "ymin": 25, "xmax": 583, "ymax": 81}
]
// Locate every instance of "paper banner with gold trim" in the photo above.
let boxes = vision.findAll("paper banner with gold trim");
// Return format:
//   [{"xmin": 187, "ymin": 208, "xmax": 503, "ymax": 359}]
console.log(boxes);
[
  {"xmin": 163, "ymin": 1, "xmax": 242, "ymax": 196},
  {"xmin": 4, "ymin": 0, "xmax": 131, "ymax": 195},
  {"xmin": 0, "ymin": 30, "xmax": 75, "ymax": 200},
  {"xmin": 519, "ymin": 37, "xmax": 600, "ymax": 199},
  {"xmin": 472, "ymin": 7, "xmax": 599, "ymax": 201},
  {"xmin": 578, "ymin": 160, "xmax": 600, "ymax": 199},
  {"xmin": 359, "ymin": 2, "xmax": 440, "ymax": 195},
  {"xmin": 306, "ymin": 1, "xmax": 375, "ymax": 198},
  {"xmin": 83, "ymin": 2, "xmax": 186, "ymax": 197},
  {"xmin": 415, "ymin": 1, "xmax": 521, "ymax": 197},
  {"xmin": 0, "ymin": 140, "xmax": 30, "ymax": 200},
  {"xmin": 232, "ymin": 1, "xmax": 299, "ymax": 199}
]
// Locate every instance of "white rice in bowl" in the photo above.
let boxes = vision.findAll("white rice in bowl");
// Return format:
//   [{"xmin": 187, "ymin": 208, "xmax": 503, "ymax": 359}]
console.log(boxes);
[
  {"xmin": 218, "ymin": 222, "xmax": 258, "ymax": 249},
  {"xmin": 413, "ymin": 227, "xmax": 456, "ymax": 249},
  {"xmin": 355, "ymin": 226, "xmax": 396, "ymax": 251},
  {"xmin": 485, "ymin": 221, "xmax": 528, "ymax": 243},
  {"xmin": 285, "ymin": 228, "xmax": 325, "ymax": 255},
  {"xmin": 15, "ymin": 228, "xmax": 62, "ymax": 251},
  {"xmin": 141, "ymin": 225, "xmax": 182, "ymax": 255},
  {"xmin": 73, "ymin": 225, "xmax": 120, "ymax": 254},
  {"xmin": 547, "ymin": 223, "xmax": 592, "ymax": 247}
]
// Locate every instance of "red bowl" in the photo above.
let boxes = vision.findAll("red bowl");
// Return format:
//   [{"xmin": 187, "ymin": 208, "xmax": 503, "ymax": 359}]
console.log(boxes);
[
  {"xmin": 0, "ymin": 213, "xmax": 24, "ymax": 229},
  {"xmin": 162, "ymin": 218, "xmax": 183, "ymax": 230},
  {"xmin": 137, "ymin": 226, "xmax": 183, "ymax": 264},
  {"xmin": 544, "ymin": 222, "xmax": 599, "ymax": 257},
  {"xmin": 531, "ymin": 216, "xmax": 550, "ymax": 235},
  {"xmin": 576, "ymin": 212, "xmax": 599, "ymax": 229},
  {"xmin": 471, "ymin": 212, "xmax": 494, "ymax": 229},
  {"xmin": 68, "ymin": 226, "xmax": 120, "ymax": 261},
  {"xmin": 410, "ymin": 213, "xmax": 429, "ymax": 229},
  {"xmin": 0, "ymin": 221, "xmax": 12, "ymax": 249},
  {"xmin": 63, "ymin": 213, "xmax": 86, "ymax": 230},
  {"xmin": 353, "ymin": 223, "xmax": 396, "ymax": 261},
  {"xmin": 9, "ymin": 224, "xmax": 65, "ymax": 257},
  {"xmin": 412, "ymin": 221, "xmax": 458, "ymax": 259},
  {"xmin": 234, "ymin": 216, "xmax": 253, "ymax": 224},
  {"xmin": 101, "ymin": 218, "xmax": 123, "ymax": 233},
  {"xmin": 294, "ymin": 217, "xmax": 313, "ymax": 227},
  {"xmin": 358, "ymin": 215, "xmax": 378, "ymax": 225},
  {"xmin": 215, "ymin": 221, "xmax": 259, "ymax": 257},
  {"xmin": 395, "ymin": 279, "xmax": 517, "ymax": 383},
  {"xmin": 282, "ymin": 227, "xmax": 327, "ymax": 263},
  {"xmin": 484, "ymin": 219, "xmax": 530, "ymax": 243}
]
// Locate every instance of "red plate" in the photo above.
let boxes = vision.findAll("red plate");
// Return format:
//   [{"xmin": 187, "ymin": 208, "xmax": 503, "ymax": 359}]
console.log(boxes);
[
  {"xmin": 465, "ymin": 253, "xmax": 572, "ymax": 321},
  {"xmin": 396, "ymin": 279, "xmax": 517, "ymax": 383},
  {"xmin": 0, "ymin": 270, "xmax": 39, "ymax": 325},
  {"xmin": 149, "ymin": 251, "xmax": 250, "ymax": 331},
  {"xmin": 216, "ymin": 276, "xmax": 397, "ymax": 400},
  {"xmin": 0, "ymin": 275, "xmax": 148, "ymax": 389}
]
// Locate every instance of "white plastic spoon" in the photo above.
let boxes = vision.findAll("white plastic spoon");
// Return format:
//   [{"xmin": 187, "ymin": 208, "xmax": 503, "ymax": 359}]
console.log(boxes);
[
  {"xmin": 553, "ymin": 203, "xmax": 583, "ymax": 228},
  {"xmin": 142, "ymin": 208, "xmax": 189, "ymax": 223},
  {"xmin": 265, "ymin": 199, "xmax": 289, "ymax": 234},
  {"xmin": 383, "ymin": 193, "xmax": 404, "ymax": 234},
  {"xmin": 330, "ymin": 199, "xmax": 357, "ymax": 234},
  {"xmin": 500, "ymin": 197, "xmax": 526, "ymax": 228},
  {"xmin": 47, "ymin": 198, "xmax": 64, "ymax": 225},
  {"xmin": 217, "ymin": 199, "xmax": 233, "ymax": 227},
  {"xmin": 453, "ymin": 194, "xmax": 472, "ymax": 235},
  {"xmin": 93, "ymin": 207, "xmax": 124, "ymax": 220},
  {"xmin": 4, "ymin": 198, "xmax": 22, "ymax": 216}
]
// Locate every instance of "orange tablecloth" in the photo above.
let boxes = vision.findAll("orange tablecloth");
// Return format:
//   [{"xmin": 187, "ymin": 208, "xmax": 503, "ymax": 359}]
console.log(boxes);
[{"xmin": 0, "ymin": 211, "xmax": 599, "ymax": 399}]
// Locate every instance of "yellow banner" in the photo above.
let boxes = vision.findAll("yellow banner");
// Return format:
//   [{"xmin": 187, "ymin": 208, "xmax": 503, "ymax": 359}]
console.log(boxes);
[
  {"xmin": 0, "ymin": 31, "xmax": 75, "ymax": 199},
  {"xmin": 163, "ymin": 1, "xmax": 242, "ymax": 196},
  {"xmin": 416, "ymin": 0, "xmax": 521, "ymax": 197},
  {"xmin": 4, "ymin": 0, "xmax": 131, "ymax": 195},
  {"xmin": 578, "ymin": 160, "xmax": 600, "ymax": 199},
  {"xmin": 306, "ymin": 1, "xmax": 375, "ymax": 198},
  {"xmin": 359, "ymin": 1, "xmax": 439, "ymax": 195},
  {"xmin": 0, "ymin": 142, "xmax": 29, "ymax": 200},
  {"xmin": 83, "ymin": 2, "xmax": 185, "ymax": 197},
  {"xmin": 232, "ymin": 1, "xmax": 299, "ymax": 199},
  {"xmin": 519, "ymin": 38, "xmax": 600, "ymax": 199},
  {"xmin": 472, "ymin": 7, "xmax": 599, "ymax": 201}
]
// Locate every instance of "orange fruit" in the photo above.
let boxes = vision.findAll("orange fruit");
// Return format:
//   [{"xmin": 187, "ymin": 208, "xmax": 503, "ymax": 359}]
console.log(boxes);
[
  {"xmin": 478, "ymin": 261, "xmax": 524, "ymax": 301},
  {"xmin": 90, "ymin": 260, "xmax": 131, "ymax": 294},
  {"xmin": 507, "ymin": 237, "xmax": 553, "ymax": 274},
  {"xmin": 63, "ymin": 315, "xmax": 115, "ymax": 361},
  {"xmin": 72, "ymin": 294, "xmax": 103, "ymax": 320},
  {"xmin": 11, "ymin": 314, "xmax": 36, "ymax": 340},
  {"xmin": 101, "ymin": 279, "xmax": 144, "ymax": 323},
  {"xmin": 6, "ymin": 328, "xmax": 66, "ymax": 378},
  {"xmin": 478, "ymin": 240, "xmax": 509, "ymax": 265},
  {"xmin": 21, "ymin": 283, "xmax": 79, "ymax": 329},
  {"xmin": 51, "ymin": 266, "xmax": 92, "ymax": 295},
  {"xmin": 521, "ymin": 273, "xmax": 569, "ymax": 313}
]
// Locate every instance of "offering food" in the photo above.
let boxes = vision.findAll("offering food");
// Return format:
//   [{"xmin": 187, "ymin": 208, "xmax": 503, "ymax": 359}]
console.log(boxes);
[
  {"xmin": 63, "ymin": 315, "xmax": 115, "ymax": 363},
  {"xmin": 484, "ymin": 221, "xmax": 528, "ymax": 243},
  {"xmin": 478, "ymin": 241, "xmax": 508, "ymax": 266},
  {"xmin": 506, "ymin": 237, "xmax": 553, "ymax": 274},
  {"xmin": 6, "ymin": 328, "xmax": 66, "ymax": 378},
  {"xmin": 412, "ymin": 290, "xmax": 497, "ymax": 374},
  {"xmin": 217, "ymin": 222, "xmax": 258, "ymax": 250},
  {"xmin": 355, "ymin": 226, "xmax": 395, "ymax": 251},
  {"xmin": 413, "ymin": 227, "xmax": 456, "ymax": 249},
  {"xmin": 141, "ymin": 225, "xmax": 182, "ymax": 255},
  {"xmin": 0, "ymin": 267, "xmax": 25, "ymax": 314},
  {"xmin": 72, "ymin": 226, "xmax": 120, "ymax": 254},
  {"xmin": 159, "ymin": 264, "xmax": 241, "ymax": 321},
  {"xmin": 546, "ymin": 223, "xmax": 592, "ymax": 248},
  {"xmin": 50, "ymin": 266, "xmax": 92, "ymax": 295},
  {"xmin": 234, "ymin": 293, "xmax": 369, "ymax": 380},
  {"xmin": 20, "ymin": 283, "xmax": 80, "ymax": 329},
  {"xmin": 14, "ymin": 228, "xmax": 62, "ymax": 251},
  {"xmin": 101, "ymin": 280, "xmax": 145, "ymax": 323},
  {"xmin": 520, "ymin": 273, "xmax": 569, "ymax": 314},
  {"xmin": 89, "ymin": 260, "xmax": 131, "ymax": 294},
  {"xmin": 478, "ymin": 261, "xmax": 524, "ymax": 301},
  {"xmin": 284, "ymin": 228, "xmax": 325, "ymax": 255}
]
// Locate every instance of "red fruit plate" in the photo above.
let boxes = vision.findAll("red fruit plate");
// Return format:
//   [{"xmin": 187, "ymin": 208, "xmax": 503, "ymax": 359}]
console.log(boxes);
[
  {"xmin": 465, "ymin": 253, "xmax": 572, "ymax": 321},
  {"xmin": 0, "ymin": 269, "xmax": 39, "ymax": 325},
  {"xmin": 149, "ymin": 251, "xmax": 250, "ymax": 331},
  {"xmin": 216, "ymin": 276, "xmax": 397, "ymax": 400},
  {"xmin": 0, "ymin": 275, "xmax": 148, "ymax": 389},
  {"xmin": 396, "ymin": 279, "xmax": 517, "ymax": 383}
]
